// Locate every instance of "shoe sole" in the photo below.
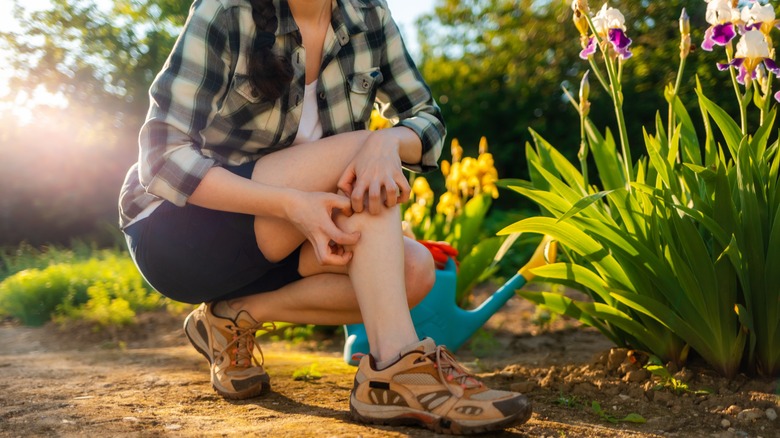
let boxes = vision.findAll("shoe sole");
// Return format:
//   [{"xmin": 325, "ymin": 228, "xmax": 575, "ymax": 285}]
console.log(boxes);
[
  {"xmin": 183, "ymin": 309, "xmax": 271, "ymax": 400},
  {"xmin": 349, "ymin": 395, "xmax": 532, "ymax": 435}
]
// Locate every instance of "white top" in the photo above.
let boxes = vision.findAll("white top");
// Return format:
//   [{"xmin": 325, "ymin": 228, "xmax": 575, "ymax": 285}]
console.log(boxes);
[
  {"xmin": 126, "ymin": 81, "xmax": 324, "ymax": 228},
  {"xmin": 292, "ymin": 80, "xmax": 323, "ymax": 145}
]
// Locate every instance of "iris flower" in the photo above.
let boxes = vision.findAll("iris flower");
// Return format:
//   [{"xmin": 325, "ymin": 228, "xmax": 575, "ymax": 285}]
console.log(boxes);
[
  {"xmin": 579, "ymin": 3, "xmax": 632, "ymax": 60},
  {"xmin": 741, "ymin": 1, "xmax": 780, "ymax": 37},
  {"xmin": 717, "ymin": 30, "xmax": 780, "ymax": 84},
  {"xmin": 702, "ymin": 0, "xmax": 740, "ymax": 51}
]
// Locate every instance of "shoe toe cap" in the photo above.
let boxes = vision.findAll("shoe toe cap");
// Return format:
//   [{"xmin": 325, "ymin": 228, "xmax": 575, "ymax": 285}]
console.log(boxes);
[{"xmin": 492, "ymin": 394, "xmax": 532, "ymax": 418}]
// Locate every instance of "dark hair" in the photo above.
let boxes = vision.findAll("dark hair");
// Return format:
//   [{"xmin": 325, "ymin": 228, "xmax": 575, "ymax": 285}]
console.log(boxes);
[{"xmin": 248, "ymin": 0, "xmax": 293, "ymax": 100}]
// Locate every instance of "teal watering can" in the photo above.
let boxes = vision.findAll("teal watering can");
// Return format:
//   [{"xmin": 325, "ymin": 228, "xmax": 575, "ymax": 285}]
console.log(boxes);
[{"xmin": 342, "ymin": 236, "xmax": 557, "ymax": 365}]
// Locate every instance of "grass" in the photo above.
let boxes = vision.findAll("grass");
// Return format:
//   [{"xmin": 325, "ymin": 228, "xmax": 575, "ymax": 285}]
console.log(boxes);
[{"xmin": 0, "ymin": 242, "xmax": 177, "ymax": 327}]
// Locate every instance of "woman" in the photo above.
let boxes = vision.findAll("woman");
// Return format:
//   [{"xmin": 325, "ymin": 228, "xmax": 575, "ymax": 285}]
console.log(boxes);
[{"xmin": 119, "ymin": 0, "xmax": 531, "ymax": 433}]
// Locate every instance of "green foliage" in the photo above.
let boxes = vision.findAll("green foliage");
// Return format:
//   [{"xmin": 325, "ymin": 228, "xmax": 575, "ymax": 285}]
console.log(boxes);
[
  {"xmin": 1, "ymin": 0, "xmax": 188, "ymax": 120},
  {"xmin": 499, "ymin": 2, "xmax": 780, "ymax": 377},
  {"xmin": 553, "ymin": 393, "xmax": 646, "ymax": 424},
  {"xmin": 643, "ymin": 357, "xmax": 711, "ymax": 395},
  {"xmin": 418, "ymin": 0, "xmax": 725, "ymax": 188},
  {"xmin": 0, "ymin": 0, "xmax": 189, "ymax": 246},
  {"xmin": 292, "ymin": 363, "xmax": 323, "ymax": 381},
  {"xmin": 506, "ymin": 81, "xmax": 780, "ymax": 376},
  {"xmin": 590, "ymin": 401, "xmax": 646, "ymax": 424},
  {"xmin": 0, "ymin": 246, "xmax": 163, "ymax": 326}
]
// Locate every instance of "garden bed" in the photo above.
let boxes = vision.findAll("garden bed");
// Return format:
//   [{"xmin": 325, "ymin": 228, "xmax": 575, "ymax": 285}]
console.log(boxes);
[{"xmin": 0, "ymin": 297, "xmax": 776, "ymax": 437}]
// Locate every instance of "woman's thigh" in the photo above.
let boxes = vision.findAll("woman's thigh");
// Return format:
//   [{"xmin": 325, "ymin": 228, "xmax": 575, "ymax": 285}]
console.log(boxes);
[
  {"xmin": 124, "ymin": 199, "xmax": 303, "ymax": 304},
  {"xmin": 251, "ymin": 131, "xmax": 370, "ymax": 262}
]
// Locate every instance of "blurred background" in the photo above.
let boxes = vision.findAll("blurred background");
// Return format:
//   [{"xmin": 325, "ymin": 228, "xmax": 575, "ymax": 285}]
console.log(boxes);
[{"xmin": 0, "ymin": 0, "xmax": 725, "ymax": 247}]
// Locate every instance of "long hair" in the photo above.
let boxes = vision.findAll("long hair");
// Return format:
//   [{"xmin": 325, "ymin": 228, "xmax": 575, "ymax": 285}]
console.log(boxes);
[{"xmin": 247, "ymin": 0, "xmax": 294, "ymax": 100}]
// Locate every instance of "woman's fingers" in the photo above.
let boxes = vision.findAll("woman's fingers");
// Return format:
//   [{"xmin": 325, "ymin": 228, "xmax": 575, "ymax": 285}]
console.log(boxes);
[
  {"xmin": 395, "ymin": 176, "xmax": 411, "ymax": 204},
  {"xmin": 337, "ymin": 166, "xmax": 356, "ymax": 198},
  {"xmin": 315, "ymin": 239, "xmax": 352, "ymax": 266}
]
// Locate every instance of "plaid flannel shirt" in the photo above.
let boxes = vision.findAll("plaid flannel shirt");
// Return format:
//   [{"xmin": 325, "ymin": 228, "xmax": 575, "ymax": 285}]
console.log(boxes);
[{"xmin": 119, "ymin": 0, "xmax": 446, "ymax": 228}]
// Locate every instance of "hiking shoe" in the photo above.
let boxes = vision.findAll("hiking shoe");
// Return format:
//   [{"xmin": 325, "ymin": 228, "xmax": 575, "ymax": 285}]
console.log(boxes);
[
  {"xmin": 349, "ymin": 338, "xmax": 532, "ymax": 435},
  {"xmin": 183, "ymin": 302, "xmax": 272, "ymax": 399}
]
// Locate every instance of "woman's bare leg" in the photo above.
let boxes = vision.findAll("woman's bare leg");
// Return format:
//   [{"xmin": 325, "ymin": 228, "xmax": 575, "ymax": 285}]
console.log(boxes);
[
  {"xmin": 228, "ymin": 132, "xmax": 435, "ymax": 361},
  {"xmin": 230, "ymin": 236, "xmax": 434, "ymax": 325}
]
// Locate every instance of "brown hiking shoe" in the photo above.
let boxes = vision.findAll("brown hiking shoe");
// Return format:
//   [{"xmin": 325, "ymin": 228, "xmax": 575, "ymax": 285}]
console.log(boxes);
[
  {"xmin": 183, "ymin": 302, "xmax": 272, "ymax": 399},
  {"xmin": 349, "ymin": 338, "xmax": 532, "ymax": 435}
]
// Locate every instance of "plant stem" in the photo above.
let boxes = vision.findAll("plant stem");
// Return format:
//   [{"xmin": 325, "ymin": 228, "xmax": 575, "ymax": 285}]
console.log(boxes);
[
  {"xmin": 725, "ymin": 43, "xmax": 748, "ymax": 135},
  {"xmin": 583, "ymin": 12, "xmax": 631, "ymax": 185},
  {"xmin": 588, "ymin": 58, "xmax": 610, "ymax": 94},
  {"xmin": 760, "ymin": 71, "xmax": 774, "ymax": 125},
  {"xmin": 604, "ymin": 54, "xmax": 632, "ymax": 185},
  {"xmin": 667, "ymin": 56, "xmax": 687, "ymax": 152},
  {"xmin": 579, "ymin": 112, "xmax": 589, "ymax": 190}
]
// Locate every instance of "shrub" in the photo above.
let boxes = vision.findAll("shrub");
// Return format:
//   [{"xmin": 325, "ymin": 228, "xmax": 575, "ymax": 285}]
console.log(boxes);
[{"xmin": 0, "ymin": 247, "xmax": 162, "ymax": 327}]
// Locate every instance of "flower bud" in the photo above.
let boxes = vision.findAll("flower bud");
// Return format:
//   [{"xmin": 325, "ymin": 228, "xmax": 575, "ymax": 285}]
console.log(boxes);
[
  {"xmin": 450, "ymin": 139, "xmax": 463, "ymax": 163},
  {"xmin": 579, "ymin": 70, "xmax": 591, "ymax": 117},
  {"xmin": 572, "ymin": 0, "xmax": 590, "ymax": 15},
  {"xmin": 478, "ymin": 136, "xmax": 489, "ymax": 155},
  {"xmin": 679, "ymin": 8, "xmax": 690, "ymax": 36},
  {"xmin": 441, "ymin": 160, "xmax": 450, "ymax": 178},
  {"xmin": 756, "ymin": 63, "xmax": 767, "ymax": 89},
  {"xmin": 573, "ymin": 9, "xmax": 590, "ymax": 37}
]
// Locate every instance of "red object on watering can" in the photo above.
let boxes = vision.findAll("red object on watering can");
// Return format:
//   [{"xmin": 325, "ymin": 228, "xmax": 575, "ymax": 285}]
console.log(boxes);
[
  {"xmin": 342, "ymin": 236, "xmax": 557, "ymax": 365},
  {"xmin": 418, "ymin": 240, "xmax": 459, "ymax": 270}
]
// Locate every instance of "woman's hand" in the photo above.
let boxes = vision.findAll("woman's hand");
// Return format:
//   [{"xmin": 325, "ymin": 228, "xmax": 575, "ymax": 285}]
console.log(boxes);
[
  {"xmin": 337, "ymin": 130, "xmax": 412, "ymax": 215},
  {"xmin": 286, "ymin": 190, "xmax": 361, "ymax": 266}
]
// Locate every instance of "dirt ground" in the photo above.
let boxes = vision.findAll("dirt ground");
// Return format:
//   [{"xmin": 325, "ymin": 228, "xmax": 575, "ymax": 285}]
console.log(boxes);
[{"xmin": 1, "ymin": 296, "xmax": 778, "ymax": 438}]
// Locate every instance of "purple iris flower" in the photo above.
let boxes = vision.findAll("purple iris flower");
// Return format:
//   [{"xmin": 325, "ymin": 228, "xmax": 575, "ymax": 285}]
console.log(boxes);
[{"xmin": 702, "ymin": 23, "xmax": 737, "ymax": 51}]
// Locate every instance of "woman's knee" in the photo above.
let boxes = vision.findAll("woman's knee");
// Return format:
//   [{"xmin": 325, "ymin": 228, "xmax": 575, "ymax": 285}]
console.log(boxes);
[{"xmin": 404, "ymin": 238, "xmax": 436, "ymax": 307}]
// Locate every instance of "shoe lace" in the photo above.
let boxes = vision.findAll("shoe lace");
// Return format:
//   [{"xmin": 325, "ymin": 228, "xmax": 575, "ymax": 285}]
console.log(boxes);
[
  {"xmin": 223, "ymin": 322, "xmax": 276, "ymax": 368},
  {"xmin": 427, "ymin": 346, "xmax": 483, "ymax": 391}
]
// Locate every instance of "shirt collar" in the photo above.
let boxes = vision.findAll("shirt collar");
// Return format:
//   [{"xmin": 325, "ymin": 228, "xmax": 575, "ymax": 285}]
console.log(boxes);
[{"xmin": 275, "ymin": 0, "xmax": 369, "ymax": 37}]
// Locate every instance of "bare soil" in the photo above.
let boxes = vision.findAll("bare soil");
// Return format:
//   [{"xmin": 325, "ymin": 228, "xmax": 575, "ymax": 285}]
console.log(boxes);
[{"xmin": 1, "ymin": 296, "xmax": 778, "ymax": 438}]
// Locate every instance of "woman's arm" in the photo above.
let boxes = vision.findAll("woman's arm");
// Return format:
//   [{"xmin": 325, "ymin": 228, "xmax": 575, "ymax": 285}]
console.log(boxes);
[
  {"xmin": 374, "ymin": 6, "xmax": 446, "ymax": 172},
  {"xmin": 337, "ymin": 4, "xmax": 446, "ymax": 214},
  {"xmin": 137, "ymin": 1, "xmax": 232, "ymax": 207}
]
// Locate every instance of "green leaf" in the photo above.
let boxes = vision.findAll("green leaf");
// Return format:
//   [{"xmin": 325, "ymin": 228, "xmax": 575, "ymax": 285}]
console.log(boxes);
[
  {"xmin": 620, "ymin": 413, "xmax": 647, "ymax": 424},
  {"xmin": 611, "ymin": 290, "xmax": 741, "ymax": 377},
  {"xmin": 516, "ymin": 290, "xmax": 621, "ymax": 346},
  {"xmin": 530, "ymin": 263, "xmax": 614, "ymax": 305},
  {"xmin": 586, "ymin": 120, "xmax": 626, "ymax": 190},
  {"xmin": 557, "ymin": 190, "xmax": 616, "ymax": 223},
  {"xmin": 751, "ymin": 107, "xmax": 776, "ymax": 158},
  {"xmin": 694, "ymin": 76, "xmax": 721, "ymax": 166},
  {"xmin": 499, "ymin": 216, "xmax": 632, "ymax": 287},
  {"xmin": 670, "ymin": 93, "xmax": 701, "ymax": 165},
  {"xmin": 695, "ymin": 83, "xmax": 744, "ymax": 159},
  {"xmin": 645, "ymin": 129, "xmax": 673, "ymax": 188},
  {"xmin": 452, "ymin": 194, "xmax": 492, "ymax": 256},
  {"xmin": 456, "ymin": 237, "xmax": 505, "ymax": 306}
]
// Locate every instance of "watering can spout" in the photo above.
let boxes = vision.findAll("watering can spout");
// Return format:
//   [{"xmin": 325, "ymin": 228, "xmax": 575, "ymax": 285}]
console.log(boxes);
[{"xmin": 461, "ymin": 236, "xmax": 558, "ymax": 335}]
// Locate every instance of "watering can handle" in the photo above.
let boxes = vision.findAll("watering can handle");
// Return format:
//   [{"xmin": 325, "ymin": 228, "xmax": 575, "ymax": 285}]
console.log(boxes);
[{"xmin": 518, "ymin": 236, "xmax": 558, "ymax": 281}]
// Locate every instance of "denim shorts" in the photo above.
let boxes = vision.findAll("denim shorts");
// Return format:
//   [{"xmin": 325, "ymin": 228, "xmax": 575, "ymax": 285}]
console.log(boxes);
[{"xmin": 123, "ymin": 162, "xmax": 303, "ymax": 304}]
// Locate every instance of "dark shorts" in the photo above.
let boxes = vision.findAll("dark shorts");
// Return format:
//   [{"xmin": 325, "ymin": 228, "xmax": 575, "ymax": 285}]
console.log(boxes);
[{"xmin": 123, "ymin": 162, "xmax": 303, "ymax": 304}]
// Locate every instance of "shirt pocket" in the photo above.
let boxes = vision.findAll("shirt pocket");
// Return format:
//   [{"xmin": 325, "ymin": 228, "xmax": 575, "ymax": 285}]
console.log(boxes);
[
  {"xmin": 348, "ymin": 68, "xmax": 383, "ymax": 123},
  {"xmin": 218, "ymin": 74, "xmax": 276, "ymax": 130}
]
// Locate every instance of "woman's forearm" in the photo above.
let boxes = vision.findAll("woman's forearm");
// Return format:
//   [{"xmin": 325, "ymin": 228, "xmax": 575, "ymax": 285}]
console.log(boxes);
[
  {"xmin": 186, "ymin": 128, "xmax": 420, "ymax": 216},
  {"xmin": 188, "ymin": 166, "xmax": 296, "ymax": 219},
  {"xmin": 186, "ymin": 131, "xmax": 370, "ymax": 217},
  {"xmin": 379, "ymin": 127, "xmax": 423, "ymax": 165}
]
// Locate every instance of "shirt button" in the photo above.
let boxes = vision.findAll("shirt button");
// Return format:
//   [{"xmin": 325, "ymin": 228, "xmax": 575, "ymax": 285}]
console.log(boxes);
[{"xmin": 318, "ymin": 92, "xmax": 326, "ymax": 100}]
